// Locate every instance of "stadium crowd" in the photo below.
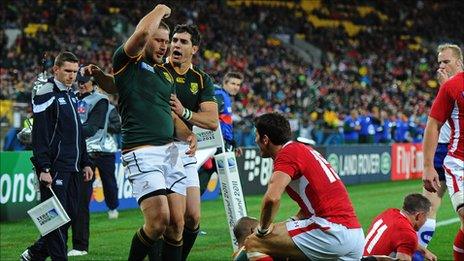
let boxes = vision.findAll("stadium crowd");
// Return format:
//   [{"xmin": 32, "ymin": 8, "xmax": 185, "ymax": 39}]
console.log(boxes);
[{"xmin": 1, "ymin": 0, "xmax": 463, "ymax": 148}]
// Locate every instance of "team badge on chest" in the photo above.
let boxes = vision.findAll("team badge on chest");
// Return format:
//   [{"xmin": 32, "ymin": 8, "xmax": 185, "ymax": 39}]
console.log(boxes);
[{"xmin": 190, "ymin": 82, "xmax": 199, "ymax": 94}]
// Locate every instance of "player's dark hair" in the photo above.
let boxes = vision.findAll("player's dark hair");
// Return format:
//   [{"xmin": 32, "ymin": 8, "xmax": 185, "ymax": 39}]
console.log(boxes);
[
  {"xmin": 173, "ymin": 24, "xmax": 201, "ymax": 46},
  {"xmin": 224, "ymin": 71, "xmax": 244, "ymax": 84},
  {"xmin": 233, "ymin": 217, "xmax": 258, "ymax": 246},
  {"xmin": 54, "ymin": 51, "xmax": 78, "ymax": 67},
  {"xmin": 254, "ymin": 113, "xmax": 292, "ymax": 145},
  {"xmin": 403, "ymin": 193, "xmax": 431, "ymax": 214},
  {"xmin": 159, "ymin": 20, "xmax": 170, "ymax": 32}
]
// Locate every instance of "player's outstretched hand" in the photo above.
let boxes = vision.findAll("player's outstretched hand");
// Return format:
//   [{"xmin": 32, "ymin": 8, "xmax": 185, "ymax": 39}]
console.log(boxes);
[
  {"xmin": 83, "ymin": 166, "xmax": 94, "ymax": 182},
  {"xmin": 186, "ymin": 133, "xmax": 197, "ymax": 156},
  {"xmin": 422, "ymin": 166, "xmax": 440, "ymax": 193}
]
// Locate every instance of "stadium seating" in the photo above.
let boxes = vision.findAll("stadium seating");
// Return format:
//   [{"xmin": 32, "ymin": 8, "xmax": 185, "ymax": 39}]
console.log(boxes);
[{"xmin": 1, "ymin": 0, "xmax": 463, "ymax": 146}]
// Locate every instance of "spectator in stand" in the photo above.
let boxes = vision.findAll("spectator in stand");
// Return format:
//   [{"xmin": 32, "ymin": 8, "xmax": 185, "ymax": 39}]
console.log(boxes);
[{"xmin": 343, "ymin": 109, "xmax": 361, "ymax": 144}]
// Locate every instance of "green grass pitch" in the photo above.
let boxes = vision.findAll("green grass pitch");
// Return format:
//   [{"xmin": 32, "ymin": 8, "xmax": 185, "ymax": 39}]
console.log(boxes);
[{"xmin": 0, "ymin": 180, "xmax": 457, "ymax": 260}]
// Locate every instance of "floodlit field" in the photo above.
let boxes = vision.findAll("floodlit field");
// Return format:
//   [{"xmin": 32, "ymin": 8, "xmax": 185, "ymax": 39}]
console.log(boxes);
[{"xmin": 1, "ymin": 180, "xmax": 456, "ymax": 260}]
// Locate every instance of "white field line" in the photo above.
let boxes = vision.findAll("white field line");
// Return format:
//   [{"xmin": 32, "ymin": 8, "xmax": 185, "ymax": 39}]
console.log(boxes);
[{"xmin": 437, "ymin": 217, "xmax": 460, "ymax": 227}]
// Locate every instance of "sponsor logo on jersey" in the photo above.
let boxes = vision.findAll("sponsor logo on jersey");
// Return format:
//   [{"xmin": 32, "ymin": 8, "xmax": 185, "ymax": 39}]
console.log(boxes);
[
  {"xmin": 163, "ymin": 72, "xmax": 173, "ymax": 83},
  {"xmin": 190, "ymin": 82, "xmax": 199, "ymax": 94},
  {"xmin": 58, "ymin": 97, "xmax": 67, "ymax": 105},
  {"xmin": 176, "ymin": 77, "xmax": 185, "ymax": 83}
]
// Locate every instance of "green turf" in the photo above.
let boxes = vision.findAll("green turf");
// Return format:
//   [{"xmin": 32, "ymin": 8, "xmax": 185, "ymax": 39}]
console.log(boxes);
[{"xmin": 0, "ymin": 180, "xmax": 457, "ymax": 260}]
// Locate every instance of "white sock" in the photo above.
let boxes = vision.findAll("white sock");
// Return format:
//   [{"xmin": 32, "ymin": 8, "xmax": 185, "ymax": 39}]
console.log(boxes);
[{"xmin": 417, "ymin": 218, "xmax": 436, "ymax": 248}]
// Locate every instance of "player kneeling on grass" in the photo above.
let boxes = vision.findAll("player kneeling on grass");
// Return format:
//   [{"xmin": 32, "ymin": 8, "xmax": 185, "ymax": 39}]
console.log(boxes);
[
  {"xmin": 363, "ymin": 193, "xmax": 436, "ymax": 261},
  {"xmin": 236, "ymin": 113, "xmax": 364, "ymax": 261}
]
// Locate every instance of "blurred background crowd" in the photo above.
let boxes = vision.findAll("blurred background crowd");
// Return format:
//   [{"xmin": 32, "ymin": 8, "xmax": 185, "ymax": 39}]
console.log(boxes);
[{"xmin": 1, "ymin": 0, "xmax": 463, "ymax": 150}]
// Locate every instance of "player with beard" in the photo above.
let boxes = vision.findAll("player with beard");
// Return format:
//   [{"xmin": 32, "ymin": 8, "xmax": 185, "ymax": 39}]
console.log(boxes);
[
  {"xmin": 164, "ymin": 24, "xmax": 218, "ymax": 260},
  {"xmin": 84, "ymin": 5, "xmax": 197, "ymax": 261}
]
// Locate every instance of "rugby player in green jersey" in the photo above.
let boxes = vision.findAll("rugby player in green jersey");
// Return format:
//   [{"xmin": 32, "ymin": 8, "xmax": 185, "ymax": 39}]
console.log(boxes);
[
  {"xmin": 85, "ymin": 5, "xmax": 196, "ymax": 261},
  {"xmin": 164, "ymin": 24, "xmax": 218, "ymax": 260}
]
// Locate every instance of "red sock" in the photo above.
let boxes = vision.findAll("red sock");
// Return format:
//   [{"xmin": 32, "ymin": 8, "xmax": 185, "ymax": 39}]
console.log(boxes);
[{"xmin": 454, "ymin": 229, "xmax": 464, "ymax": 261}]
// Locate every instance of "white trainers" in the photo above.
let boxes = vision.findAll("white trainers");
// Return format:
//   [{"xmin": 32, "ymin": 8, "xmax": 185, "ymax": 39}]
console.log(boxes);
[
  {"xmin": 108, "ymin": 209, "xmax": 119, "ymax": 219},
  {"xmin": 20, "ymin": 249, "xmax": 32, "ymax": 261},
  {"xmin": 68, "ymin": 249, "xmax": 88, "ymax": 256}
]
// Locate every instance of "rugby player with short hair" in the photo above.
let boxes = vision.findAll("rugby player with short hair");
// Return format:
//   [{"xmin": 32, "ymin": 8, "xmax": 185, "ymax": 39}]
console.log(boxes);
[
  {"xmin": 163, "ymin": 23, "xmax": 218, "ymax": 260},
  {"xmin": 418, "ymin": 43, "xmax": 464, "ymax": 253},
  {"xmin": 88, "ymin": 4, "xmax": 197, "ymax": 261},
  {"xmin": 363, "ymin": 193, "xmax": 434, "ymax": 261},
  {"xmin": 423, "ymin": 43, "xmax": 464, "ymax": 260},
  {"xmin": 238, "ymin": 113, "xmax": 364, "ymax": 260}
]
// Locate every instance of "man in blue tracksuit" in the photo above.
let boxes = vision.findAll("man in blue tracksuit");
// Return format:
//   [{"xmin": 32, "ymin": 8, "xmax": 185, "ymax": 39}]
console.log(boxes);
[
  {"xmin": 198, "ymin": 72, "xmax": 244, "ymax": 195},
  {"xmin": 21, "ymin": 52, "xmax": 93, "ymax": 261}
]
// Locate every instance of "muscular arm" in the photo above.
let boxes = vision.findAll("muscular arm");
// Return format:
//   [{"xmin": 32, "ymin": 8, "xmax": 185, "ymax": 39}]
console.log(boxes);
[
  {"xmin": 189, "ymin": 102, "xmax": 218, "ymax": 130},
  {"xmin": 124, "ymin": 4, "xmax": 170, "ymax": 57},
  {"xmin": 259, "ymin": 171, "xmax": 291, "ymax": 230},
  {"xmin": 172, "ymin": 112, "xmax": 197, "ymax": 156},
  {"xmin": 172, "ymin": 112, "xmax": 193, "ymax": 141},
  {"xmin": 422, "ymin": 116, "xmax": 444, "ymax": 192},
  {"xmin": 171, "ymin": 97, "xmax": 218, "ymax": 130},
  {"xmin": 83, "ymin": 65, "xmax": 117, "ymax": 94},
  {"xmin": 423, "ymin": 117, "xmax": 443, "ymax": 169}
]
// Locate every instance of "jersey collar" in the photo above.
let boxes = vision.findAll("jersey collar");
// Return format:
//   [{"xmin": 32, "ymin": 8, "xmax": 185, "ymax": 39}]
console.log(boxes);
[{"xmin": 167, "ymin": 57, "xmax": 193, "ymax": 75}]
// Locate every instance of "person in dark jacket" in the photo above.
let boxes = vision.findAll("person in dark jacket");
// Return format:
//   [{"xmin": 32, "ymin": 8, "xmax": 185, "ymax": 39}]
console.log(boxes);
[{"xmin": 21, "ymin": 51, "xmax": 93, "ymax": 261}]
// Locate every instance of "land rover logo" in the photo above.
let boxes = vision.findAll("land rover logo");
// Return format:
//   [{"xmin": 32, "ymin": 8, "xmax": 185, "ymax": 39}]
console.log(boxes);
[
  {"xmin": 327, "ymin": 153, "xmax": 339, "ymax": 173},
  {"xmin": 380, "ymin": 152, "xmax": 391, "ymax": 174}
]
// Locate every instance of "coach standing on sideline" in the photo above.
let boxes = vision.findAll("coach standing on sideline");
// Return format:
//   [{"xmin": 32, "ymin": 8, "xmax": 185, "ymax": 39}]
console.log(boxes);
[{"xmin": 21, "ymin": 51, "xmax": 93, "ymax": 261}]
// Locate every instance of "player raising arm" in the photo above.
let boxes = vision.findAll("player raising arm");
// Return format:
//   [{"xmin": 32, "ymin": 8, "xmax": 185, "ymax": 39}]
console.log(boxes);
[{"xmin": 93, "ymin": 4, "xmax": 196, "ymax": 261}]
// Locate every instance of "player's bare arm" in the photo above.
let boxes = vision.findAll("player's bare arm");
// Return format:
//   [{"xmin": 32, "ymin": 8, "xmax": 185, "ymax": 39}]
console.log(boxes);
[
  {"xmin": 257, "ymin": 171, "xmax": 291, "ymax": 235},
  {"xmin": 170, "ymin": 94, "xmax": 218, "ymax": 130},
  {"xmin": 418, "ymin": 245, "xmax": 437, "ymax": 261},
  {"xmin": 124, "ymin": 4, "xmax": 171, "ymax": 57},
  {"xmin": 173, "ymin": 112, "xmax": 197, "ymax": 156},
  {"xmin": 423, "ymin": 117, "xmax": 444, "ymax": 193},
  {"xmin": 83, "ymin": 64, "xmax": 117, "ymax": 94}
]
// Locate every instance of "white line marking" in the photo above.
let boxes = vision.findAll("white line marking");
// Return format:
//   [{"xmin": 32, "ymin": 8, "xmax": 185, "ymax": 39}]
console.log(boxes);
[{"xmin": 437, "ymin": 217, "xmax": 460, "ymax": 227}]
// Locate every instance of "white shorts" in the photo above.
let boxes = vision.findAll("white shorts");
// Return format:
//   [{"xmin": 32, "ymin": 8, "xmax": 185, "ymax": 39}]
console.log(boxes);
[
  {"xmin": 286, "ymin": 217, "xmax": 364, "ymax": 260},
  {"xmin": 175, "ymin": 141, "xmax": 199, "ymax": 188},
  {"xmin": 122, "ymin": 144, "xmax": 186, "ymax": 204},
  {"xmin": 444, "ymin": 155, "xmax": 464, "ymax": 211}
]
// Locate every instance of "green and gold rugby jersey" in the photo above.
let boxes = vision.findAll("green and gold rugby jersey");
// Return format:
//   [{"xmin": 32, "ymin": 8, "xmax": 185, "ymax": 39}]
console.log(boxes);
[
  {"xmin": 162, "ymin": 61, "xmax": 216, "ymax": 129},
  {"xmin": 113, "ymin": 45, "xmax": 175, "ymax": 149}
]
